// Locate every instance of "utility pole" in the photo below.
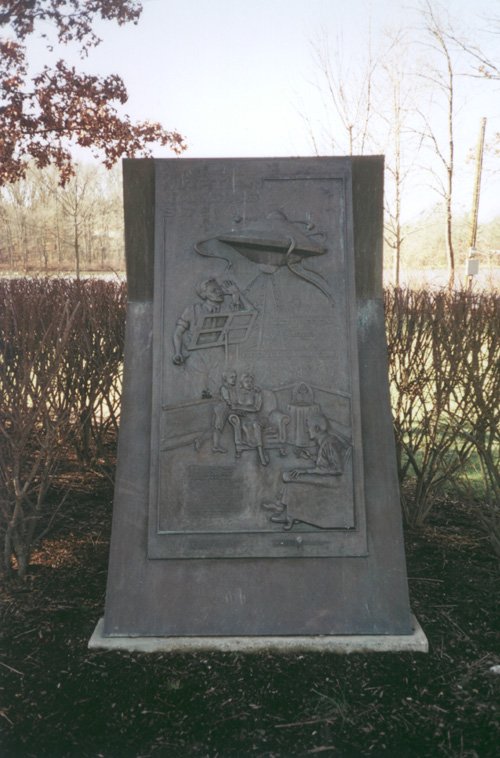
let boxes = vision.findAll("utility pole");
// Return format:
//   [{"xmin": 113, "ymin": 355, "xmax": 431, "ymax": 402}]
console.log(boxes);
[{"xmin": 466, "ymin": 117, "xmax": 486, "ymax": 288}]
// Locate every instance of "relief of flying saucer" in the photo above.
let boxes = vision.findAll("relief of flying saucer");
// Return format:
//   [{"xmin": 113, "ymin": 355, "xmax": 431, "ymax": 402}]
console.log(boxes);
[{"xmin": 194, "ymin": 210, "xmax": 333, "ymax": 304}]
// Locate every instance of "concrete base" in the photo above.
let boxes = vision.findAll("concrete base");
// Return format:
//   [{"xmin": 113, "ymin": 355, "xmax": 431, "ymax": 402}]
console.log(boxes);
[{"xmin": 88, "ymin": 614, "xmax": 428, "ymax": 654}]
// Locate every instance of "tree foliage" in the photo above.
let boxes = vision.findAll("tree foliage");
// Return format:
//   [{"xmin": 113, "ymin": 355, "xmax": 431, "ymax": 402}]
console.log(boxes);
[{"xmin": 0, "ymin": 0, "xmax": 185, "ymax": 184}]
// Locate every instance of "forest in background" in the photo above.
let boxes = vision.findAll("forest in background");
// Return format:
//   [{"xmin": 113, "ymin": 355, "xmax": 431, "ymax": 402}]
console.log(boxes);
[
  {"xmin": 0, "ymin": 164, "xmax": 123, "ymax": 276},
  {"xmin": 0, "ymin": 161, "xmax": 498, "ymax": 283}
]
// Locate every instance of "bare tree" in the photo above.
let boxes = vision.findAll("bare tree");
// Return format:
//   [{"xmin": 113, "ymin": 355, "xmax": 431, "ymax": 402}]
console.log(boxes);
[
  {"xmin": 310, "ymin": 27, "xmax": 380, "ymax": 155},
  {"xmin": 308, "ymin": 27, "xmax": 419, "ymax": 283},
  {"xmin": 305, "ymin": 3, "xmax": 498, "ymax": 287},
  {"xmin": 411, "ymin": 1, "xmax": 499, "ymax": 287},
  {"xmin": 3, "ymin": 179, "xmax": 36, "ymax": 272},
  {"xmin": 57, "ymin": 168, "xmax": 98, "ymax": 278},
  {"xmin": 0, "ymin": 163, "xmax": 125, "ymax": 274},
  {"xmin": 383, "ymin": 72, "xmax": 405, "ymax": 286},
  {"xmin": 413, "ymin": 1, "xmax": 458, "ymax": 287},
  {"xmin": 378, "ymin": 31, "xmax": 423, "ymax": 286}
]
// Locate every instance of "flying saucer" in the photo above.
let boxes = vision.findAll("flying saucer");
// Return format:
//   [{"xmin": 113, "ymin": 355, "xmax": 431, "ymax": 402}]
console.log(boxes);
[
  {"xmin": 216, "ymin": 210, "xmax": 326, "ymax": 268},
  {"xmin": 194, "ymin": 211, "xmax": 333, "ymax": 305}
]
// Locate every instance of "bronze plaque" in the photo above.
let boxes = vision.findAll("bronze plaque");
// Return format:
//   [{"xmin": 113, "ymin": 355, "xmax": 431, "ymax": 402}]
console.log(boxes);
[{"xmin": 148, "ymin": 159, "xmax": 367, "ymax": 558}]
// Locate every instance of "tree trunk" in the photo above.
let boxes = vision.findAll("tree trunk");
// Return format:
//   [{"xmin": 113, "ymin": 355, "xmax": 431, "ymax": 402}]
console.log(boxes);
[
  {"xmin": 445, "ymin": 188, "xmax": 455, "ymax": 288},
  {"xmin": 74, "ymin": 216, "xmax": 80, "ymax": 279}
]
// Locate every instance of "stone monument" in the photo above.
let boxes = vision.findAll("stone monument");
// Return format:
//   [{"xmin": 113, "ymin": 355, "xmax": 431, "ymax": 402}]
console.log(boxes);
[{"xmin": 90, "ymin": 157, "xmax": 427, "ymax": 652}]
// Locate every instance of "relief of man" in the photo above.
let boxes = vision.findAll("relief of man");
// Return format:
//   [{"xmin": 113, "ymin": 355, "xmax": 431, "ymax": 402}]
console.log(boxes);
[
  {"xmin": 172, "ymin": 277, "xmax": 248, "ymax": 365},
  {"xmin": 229, "ymin": 372, "xmax": 269, "ymax": 466},
  {"xmin": 212, "ymin": 369, "xmax": 238, "ymax": 453},
  {"xmin": 283, "ymin": 413, "xmax": 346, "ymax": 482}
]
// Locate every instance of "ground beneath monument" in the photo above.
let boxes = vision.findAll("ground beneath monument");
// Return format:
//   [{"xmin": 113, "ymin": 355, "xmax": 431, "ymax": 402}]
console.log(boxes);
[{"xmin": 1, "ymin": 482, "xmax": 499, "ymax": 757}]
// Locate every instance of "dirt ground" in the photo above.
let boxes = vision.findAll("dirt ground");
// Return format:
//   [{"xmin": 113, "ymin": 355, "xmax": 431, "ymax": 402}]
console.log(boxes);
[{"xmin": 1, "ymin": 482, "xmax": 499, "ymax": 758}]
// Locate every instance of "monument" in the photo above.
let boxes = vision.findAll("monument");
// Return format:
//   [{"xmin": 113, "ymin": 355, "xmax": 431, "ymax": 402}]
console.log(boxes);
[{"xmin": 90, "ymin": 156, "xmax": 427, "ymax": 652}]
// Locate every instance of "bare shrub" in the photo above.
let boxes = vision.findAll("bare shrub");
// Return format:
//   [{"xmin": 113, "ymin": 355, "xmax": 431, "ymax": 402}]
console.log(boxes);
[
  {"xmin": 386, "ymin": 287, "xmax": 499, "ymax": 527},
  {"xmin": 58, "ymin": 280, "xmax": 126, "ymax": 470},
  {"xmin": 459, "ymin": 292, "xmax": 499, "ymax": 501},
  {"xmin": 0, "ymin": 280, "xmax": 77, "ymax": 576},
  {"xmin": 1, "ymin": 278, "xmax": 497, "ymax": 574},
  {"xmin": 0, "ymin": 278, "xmax": 125, "ymax": 577},
  {"xmin": 456, "ymin": 291, "xmax": 500, "ymax": 559}
]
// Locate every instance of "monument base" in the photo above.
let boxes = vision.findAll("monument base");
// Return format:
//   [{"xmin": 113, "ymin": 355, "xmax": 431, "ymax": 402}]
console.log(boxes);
[{"xmin": 89, "ymin": 615, "xmax": 428, "ymax": 654}]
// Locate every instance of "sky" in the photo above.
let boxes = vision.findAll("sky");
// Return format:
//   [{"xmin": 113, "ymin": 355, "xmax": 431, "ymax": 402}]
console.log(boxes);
[{"xmin": 25, "ymin": 0, "xmax": 500, "ymax": 222}]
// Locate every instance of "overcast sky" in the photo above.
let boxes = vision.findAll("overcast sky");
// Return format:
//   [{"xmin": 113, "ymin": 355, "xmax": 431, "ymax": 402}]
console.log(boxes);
[{"xmin": 26, "ymin": 0, "xmax": 500, "ymax": 221}]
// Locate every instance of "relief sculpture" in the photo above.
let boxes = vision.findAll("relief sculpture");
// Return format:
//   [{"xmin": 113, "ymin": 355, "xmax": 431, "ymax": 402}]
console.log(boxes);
[
  {"xmin": 197, "ymin": 210, "xmax": 334, "ymax": 305},
  {"xmin": 283, "ymin": 412, "xmax": 349, "ymax": 482},
  {"xmin": 227, "ymin": 372, "xmax": 269, "ymax": 466},
  {"xmin": 212, "ymin": 368, "xmax": 238, "ymax": 453},
  {"xmin": 262, "ymin": 408, "xmax": 352, "ymax": 531},
  {"xmin": 170, "ymin": 274, "xmax": 258, "ymax": 402},
  {"xmin": 162, "ymin": 362, "xmax": 353, "ymax": 532},
  {"xmin": 172, "ymin": 277, "xmax": 257, "ymax": 366},
  {"xmin": 154, "ymin": 190, "xmax": 364, "ymax": 554}
]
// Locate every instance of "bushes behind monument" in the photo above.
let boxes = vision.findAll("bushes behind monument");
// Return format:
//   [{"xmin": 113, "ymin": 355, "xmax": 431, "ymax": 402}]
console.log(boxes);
[
  {"xmin": 385, "ymin": 287, "xmax": 499, "ymax": 540},
  {"xmin": 0, "ymin": 279, "xmax": 498, "ymax": 575},
  {"xmin": 0, "ymin": 278, "xmax": 125, "ymax": 576}
]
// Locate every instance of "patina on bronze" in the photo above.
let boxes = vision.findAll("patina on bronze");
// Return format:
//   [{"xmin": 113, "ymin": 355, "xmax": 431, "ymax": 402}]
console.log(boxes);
[
  {"xmin": 150, "ymin": 162, "xmax": 363, "ymax": 559},
  {"xmin": 101, "ymin": 157, "xmax": 413, "ymax": 638}
]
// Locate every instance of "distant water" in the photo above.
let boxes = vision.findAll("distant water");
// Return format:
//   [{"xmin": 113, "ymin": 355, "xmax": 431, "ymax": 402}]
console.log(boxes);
[
  {"xmin": 0, "ymin": 270, "xmax": 126, "ymax": 282},
  {"xmin": 384, "ymin": 266, "xmax": 499, "ymax": 290},
  {"xmin": 1, "ymin": 267, "xmax": 498, "ymax": 290}
]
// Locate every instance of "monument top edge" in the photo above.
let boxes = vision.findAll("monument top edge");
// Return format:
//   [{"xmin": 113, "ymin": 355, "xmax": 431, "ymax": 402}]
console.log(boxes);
[{"xmin": 122, "ymin": 155, "xmax": 385, "ymax": 165}]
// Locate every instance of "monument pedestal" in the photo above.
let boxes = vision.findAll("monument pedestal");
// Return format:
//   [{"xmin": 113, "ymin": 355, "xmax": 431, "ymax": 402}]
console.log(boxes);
[
  {"xmin": 95, "ymin": 157, "xmax": 426, "ymax": 649},
  {"xmin": 89, "ymin": 615, "xmax": 428, "ymax": 653}
]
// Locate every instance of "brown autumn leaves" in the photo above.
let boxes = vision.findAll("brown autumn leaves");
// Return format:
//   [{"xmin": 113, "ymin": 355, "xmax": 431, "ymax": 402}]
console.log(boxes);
[{"xmin": 0, "ymin": 0, "xmax": 186, "ymax": 185}]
